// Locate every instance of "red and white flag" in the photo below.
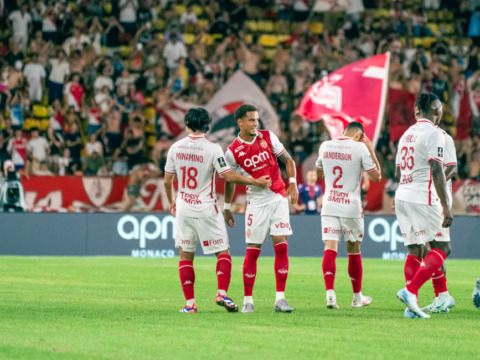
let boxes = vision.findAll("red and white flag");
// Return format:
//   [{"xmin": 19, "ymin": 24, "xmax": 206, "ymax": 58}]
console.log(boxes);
[
  {"xmin": 157, "ymin": 100, "xmax": 196, "ymax": 138},
  {"xmin": 298, "ymin": 53, "xmax": 390, "ymax": 145},
  {"xmin": 205, "ymin": 70, "xmax": 280, "ymax": 150}
]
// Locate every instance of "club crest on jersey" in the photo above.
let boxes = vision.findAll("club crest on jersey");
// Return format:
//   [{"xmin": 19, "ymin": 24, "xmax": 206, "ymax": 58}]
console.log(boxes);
[
  {"xmin": 437, "ymin": 147, "xmax": 443, "ymax": 158},
  {"xmin": 260, "ymin": 139, "xmax": 268, "ymax": 149},
  {"xmin": 218, "ymin": 157, "xmax": 227, "ymax": 168}
]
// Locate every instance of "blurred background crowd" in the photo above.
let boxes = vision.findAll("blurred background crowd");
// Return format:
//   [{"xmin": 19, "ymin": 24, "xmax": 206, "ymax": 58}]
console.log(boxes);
[{"xmin": 0, "ymin": 0, "xmax": 479, "ymax": 213}]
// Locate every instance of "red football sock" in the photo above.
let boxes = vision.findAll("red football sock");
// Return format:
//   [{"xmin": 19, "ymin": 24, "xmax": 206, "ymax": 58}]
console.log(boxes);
[
  {"xmin": 179, "ymin": 260, "xmax": 195, "ymax": 301},
  {"xmin": 274, "ymin": 242, "xmax": 289, "ymax": 292},
  {"xmin": 432, "ymin": 269, "xmax": 447, "ymax": 296},
  {"xmin": 243, "ymin": 248, "xmax": 261, "ymax": 296},
  {"xmin": 404, "ymin": 254, "xmax": 422, "ymax": 298},
  {"xmin": 216, "ymin": 254, "xmax": 232, "ymax": 293},
  {"xmin": 407, "ymin": 249, "xmax": 447, "ymax": 295},
  {"xmin": 348, "ymin": 253, "xmax": 363, "ymax": 293},
  {"xmin": 322, "ymin": 249, "xmax": 337, "ymax": 291}
]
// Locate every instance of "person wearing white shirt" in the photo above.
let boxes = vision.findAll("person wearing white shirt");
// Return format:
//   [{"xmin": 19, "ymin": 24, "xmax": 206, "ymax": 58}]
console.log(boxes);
[
  {"xmin": 27, "ymin": 128, "xmax": 49, "ymax": 174},
  {"xmin": 119, "ymin": 0, "xmax": 138, "ymax": 35},
  {"xmin": 23, "ymin": 53, "xmax": 46, "ymax": 102},
  {"xmin": 63, "ymin": 28, "xmax": 91, "ymax": 56},
  {"xmin": 180, "ymin": 5, "xmax": 198, "ymax": 32},
  {"xmin": 48, "ymin": 50, "xmax": 70, "ymax": 104},
  {"xmin": 93, "ymin": 67, "xmax": 114, "ymax": 93},
  {"xmin": 163, "ymin": 34, "xmax": 187, "ymax": 70},
  {"xmin": 9, "ymin": 3, "xmax": 32, "ymax": 52}
]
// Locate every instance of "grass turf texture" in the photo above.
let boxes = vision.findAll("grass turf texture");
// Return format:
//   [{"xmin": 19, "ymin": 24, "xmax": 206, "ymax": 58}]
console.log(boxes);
[{"xmin": 0, "ymin": 257, "xmax": 478, "ymax": 360}]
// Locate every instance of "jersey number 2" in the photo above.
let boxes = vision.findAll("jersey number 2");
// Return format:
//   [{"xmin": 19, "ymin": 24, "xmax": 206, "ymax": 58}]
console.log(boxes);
[
  {"xmin": 333, "ymin": 166, "xmax": 343, "ymax": 189},
  {"xmin": 180, "ymin": 166, "xmax": 198, "ymax": 189}
]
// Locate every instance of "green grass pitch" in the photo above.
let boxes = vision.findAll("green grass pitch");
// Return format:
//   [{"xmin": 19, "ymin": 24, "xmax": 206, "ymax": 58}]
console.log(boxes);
[{"xmin": 0, "ymin": 256, "xmax": 478, "ymax": 360}]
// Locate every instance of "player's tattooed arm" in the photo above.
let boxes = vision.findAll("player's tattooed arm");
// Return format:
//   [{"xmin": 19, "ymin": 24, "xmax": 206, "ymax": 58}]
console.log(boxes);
[{"xmin": 278, "ymin": 150, "xmax": 298, "ymax": 205}]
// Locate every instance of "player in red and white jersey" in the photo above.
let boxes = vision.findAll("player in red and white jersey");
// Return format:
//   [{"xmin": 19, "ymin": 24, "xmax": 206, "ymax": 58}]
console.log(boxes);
[
  {"xmin": 164, "ymin": 108, "xmax": 271, "ymax": 314},
  {"xmin": 316, "ymin": 122, "xmax": 381, "ymax": 309},
  {"xmin": 395, "ymin": 92, "xmax": 453, "ymax": 319},
  {"xmin": 224, "ymin": 104, "xmax": 298, "ymax": 313},
  {"xmin": 420, "ymin": 128, "xmax": 457, "ymax": 315}
]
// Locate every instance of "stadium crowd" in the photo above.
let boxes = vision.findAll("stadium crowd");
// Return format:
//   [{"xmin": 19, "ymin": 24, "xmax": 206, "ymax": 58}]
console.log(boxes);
[{"xmin": 0, "ymin": 0, "xmax": 480, "ymax": 211}]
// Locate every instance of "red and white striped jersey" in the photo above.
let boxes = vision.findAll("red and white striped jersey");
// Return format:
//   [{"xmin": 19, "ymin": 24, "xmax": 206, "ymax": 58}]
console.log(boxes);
[
  {"xmin": 316, "ymin": 136, "xmax": 376, "ymax": 218},
  {"xmin": 225, "ymin": 130, "xmax": 286, "ymax": 206},
  {"xmin": 395, "ymin": 118, "xmax": 445, "ymax": 205},
  {"xmin": 165, "ymin": 134, "xmax": 230, "ymax": 217}
]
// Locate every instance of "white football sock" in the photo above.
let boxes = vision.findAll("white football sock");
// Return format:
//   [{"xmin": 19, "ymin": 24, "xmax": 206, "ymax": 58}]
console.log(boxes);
[
  {"xmin": 244, "ymin": 296, "xmax": 253, "ymax": 304},
  {"xmin": 218, "ymin": 289, "xmax": 227, "ymax": 296},
  {"xmin": 186, "ymin": 299, "xmax": 195, "ymax": 306},
  {"xmin": 276, "ymin": 292, "xmax": 285, "ymax": 302}
]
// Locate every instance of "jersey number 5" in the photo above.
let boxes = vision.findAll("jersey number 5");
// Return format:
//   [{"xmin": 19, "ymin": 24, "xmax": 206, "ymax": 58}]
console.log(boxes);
[
  {"xmin": 400, "ymin": 147, "xmax": 415, "ymax": 170},
  {"xmin": 333, "ymin": 166, "xmax": 343, "ymax": 189},
  {"xmin": 180, "ymin": 166, "xmax": 198, "ymax": 189}
]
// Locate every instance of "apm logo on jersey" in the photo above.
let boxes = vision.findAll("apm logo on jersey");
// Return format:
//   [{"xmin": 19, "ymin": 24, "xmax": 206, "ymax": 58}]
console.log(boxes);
[
  {"xmin": 217, "ymin": 157, "xmax": 227, "ymax": 168},
  {"xmin": 438, "ymin": 147, "xmax": 444, "ymax": 158}
]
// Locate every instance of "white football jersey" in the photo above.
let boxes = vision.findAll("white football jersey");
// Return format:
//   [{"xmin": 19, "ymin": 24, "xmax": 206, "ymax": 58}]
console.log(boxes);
[
  {"xmin": 165, "ymin": 134, "xmax": 230, "ymax": 217},
  {"xmin": 316, "ymin": 136, "xmax": 376, "ymax": 218},
  {"xmin": 437, "ymin": 130, "xmax": 457, "ymax": 206},
  {"xmin": 395, "ymin": 119, "xmax": 445, "ymax": 206}
]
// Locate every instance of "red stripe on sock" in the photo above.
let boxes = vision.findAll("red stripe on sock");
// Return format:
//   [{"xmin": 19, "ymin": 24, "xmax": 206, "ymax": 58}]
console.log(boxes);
[
  {"xmin": 243, "ymin": 248, "xmax": 261, "ymax": 296},
  {"xmin": 274, "ymin": 242, "xmax": 289, "ymax": 292},
  {"xmin": 216, "ymin": 254, "xmax": 232, "ymax": 293},
  {"xmin": 322, "ymin": 249, "xmax": 337, "ymax": 291}
]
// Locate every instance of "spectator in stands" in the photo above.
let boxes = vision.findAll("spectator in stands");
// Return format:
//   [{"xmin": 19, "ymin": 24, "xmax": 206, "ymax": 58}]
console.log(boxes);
[
  {"xmin": 94, "ymin": 66, "xmax": 114, "ymax": 93},
  {"xmin": 120, "ymin": 0, "xmax": 138, "ymax": 39},
  {"xmin": 8, "ymin": 2, "xmax": 31, "ymax": 53},
  {"xmin": 23, "ymin": 53, "xmax": 45, "ymax": 102},
  {"xmin": 64, "ymin": 73, "xmax": 85, "ymax": 113},
  {"xmin": 180, "ymin": 3, "xmax": 198, "ymax": 33},
  {"xmin": 27, "ymin": 127, "xmax": 49, "ymax": 175},
  {"xmin": 35, "ymin": 161, "xmax": 53, "ymax": 176},
  {"xmin": 88, "ymin": 15, "xmax": 104, "ymax": 56},
  {"xmin": 469, "ymin": 7, "xmax": 480, "ymax": 45},
  {"xmin": 65, "ymin": 122, "xmax": 83, "ymax": 172},
  {"xmin": 41, "ymin": 3, "xmax": 58, "ymax": 44},
  {"xmin": 104, "ymin": 17, "xmax": 124, "ymax": 56},
  {"xmin": 57, "ymin": 148, "xmax": 74, "ymax": 176},
  {"xmin": 63, "ymin": 27, "xmax": 91, "ymax": 56},
  {"xmin": 7, "ymin": 128, "xmax": 27, "ymax": 172},
  {"xmin": 48, "ymin": 49, "xmax": 70, "ymax": 105},
  {"xmin": 8, "ymin": 91, "xmax": 25, "ymax": 128},
  {"xmin": 163, "ymin": 33, "xmax": 188, "ymax": 71},
  {"xmin": 83, "ymin": 151, "xmax": 105, "ymax": 175},
  {"xmin": 295, "ymin": 170, "xmax": 323, "ymax": 215},
  {"xmin": 46, "ymin": 126, "xmax": 63, "ymax": 174}
]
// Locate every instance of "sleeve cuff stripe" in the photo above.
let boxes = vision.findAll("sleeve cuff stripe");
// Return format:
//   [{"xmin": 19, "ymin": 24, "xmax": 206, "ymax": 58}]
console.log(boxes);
[
  {"xmin": 445, "ymin": 162, "xmax": 457, "ymax": 166},
  {"xmin": 165, "ymin": 171, "xmax": 175, "ymax": 175},
  {"xmin": 219, "ymin": 169, "xmax": 230, "ymax": 175},
  {"xmin": 275, "ymin": 148, "xmax": 286, "ymax": 156},
  {"xmin": 429, "ymin": 158, "xmax": 444, "ymax": 163},
  {"xmin": 365, "ymin": 167, "xmax": 377, "ymax": 172}
]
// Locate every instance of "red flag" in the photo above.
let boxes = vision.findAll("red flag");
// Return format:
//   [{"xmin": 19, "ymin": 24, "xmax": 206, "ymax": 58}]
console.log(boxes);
[
  {"xmin": 457, "ymin": 92, "xmax": 472, "ymax": 140},
  {"xmin": 298, "ymin": 53, "xmax": 390, "ymax": 145},
  {"xmin": 388, "ymin": 88, "xmax": 416, "ymax": 142}
]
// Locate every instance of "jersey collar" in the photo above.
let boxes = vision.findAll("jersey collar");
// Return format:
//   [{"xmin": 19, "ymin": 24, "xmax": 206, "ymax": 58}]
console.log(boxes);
[
  {"xmin": 188, "ymin": 134, "xmax": 205, "ymax": 140},
  {"xmin": 237, "ymin": 134, "xmax": 257, "ymax": 145},
  {"xmin": 337, "ymin": 136, "xmax": 351, "ymax": 141},
  {"xmin": 417, "ymin": 118, "xmax": 435, "ymax": 126}
]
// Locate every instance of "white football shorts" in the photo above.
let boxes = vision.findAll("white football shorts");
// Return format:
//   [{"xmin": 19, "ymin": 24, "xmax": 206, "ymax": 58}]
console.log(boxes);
[
  {"xmin": 434, "ymin": 226, "xmax": 450, "ymax": 242},
  {"xmin": 321, "ymin": 215, "xmax": 364, "ymax": 242},
  {"xmin": 175, "ymin": 212, "xmax": 229, "ymax": 255},
  {"xmin": 245, "ymin": 198, "xmax": 292, "ymax": 244},
  {"xmin": 395, "ymin": 199, "xmax": 445, "ymax": 246}
]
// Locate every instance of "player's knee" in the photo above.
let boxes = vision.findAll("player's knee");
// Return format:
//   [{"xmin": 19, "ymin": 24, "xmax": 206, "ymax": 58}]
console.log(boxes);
[
  {"xmin": 407, "ymin": 244, "xmax": 423, "ymax": 257},
  {"xmin": 346, "ymin": 241, "xmax": 361, "ymax": 253}
]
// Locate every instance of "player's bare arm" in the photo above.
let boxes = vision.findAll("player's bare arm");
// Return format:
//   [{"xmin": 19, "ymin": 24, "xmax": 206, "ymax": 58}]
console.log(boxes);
[
  {"xmin": 223, "ymin": 181, "xmax": 235, "ymax": 228},
  {"xmin": 223, "ymin": 171, "xmax": 272, "ymax": 188},
  {"xmin": 363, "ymin": 135, "xmax": 382, "ymax": 182},
  {"xmin": 163, "ymin": 173, "xmax": 176, "ymax": 216},
  {"xmin": 278, "ymin": 150, "xmax": 298, "ymax": 205},
  {"xmin": 445, "ymin": 164, "xmax": 458, "ymax": 181},
  {"xmin": 429, "ymin": 160, "xmax": 453, "ymax": 228}
]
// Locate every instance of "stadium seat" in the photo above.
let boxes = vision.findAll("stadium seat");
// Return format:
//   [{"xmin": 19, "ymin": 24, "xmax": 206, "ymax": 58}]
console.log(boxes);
[
  {"xmin": 245, "ymin": 34, "xmax": 253, "ymax": 44},
  {"xmin": 309, "ymin": 22, "xmax": 324, "ymax": 35},
  {"xmin": 154, "ymin": 19, "xmax": 165, "ymax": 31},
  {"xmin": 427, "ymin": 23, "xmax": 439, "ymax": 35},
  {"xmin": 147, "ymin": 135, "xmax": 157, "ymax": 147},
  {"xmin": 103, "ymin": 3, "xmax": 112, "ymax": 14},
  {"xmin": 258, "ymin": 35, "xmax": 277, "ymax": 48},
  {"xmin": 143, "ymin": 107, "xmax": 156, "ymax": 120},
  {"xmin": 40, "ymin": 119, "xmax": 50, "ymax": 132},
  {"xmin": 373, "ymin": 9, "xmax": 389, "ymax": 19},
  {"xmin": 33, "ymin": 105, "xmax": 49, "ymax": 118},
  {"xmin": 145, "ymin": 120, "xmax": 156, "ymax": 134},
  {"xmin": 175, "ymin": 4, "xmax": 186, "ymax": 14},
  {"xmin": 422, "ymin": 37, "xmax": 435, "ymax": 48},
  {"xmin": 257, "ymin": 20, "xmax": 275, "ymax": 33},
  {"xmin": 192, "ymin": 5, "xmax": 202, "ymax": 15},
  {"xmin": 263, "ymin": 48, "xmax": 276, "ymax": 60},
  {"xmin": 183, "ymin": 33, "xmax": 195, "ymax": 45},
  {"xmin": 245, "ymin": 21, "xmax": 258, "ymax": 32},
  {"xmin": 197, "ymin": 19, "xmax": 209, "ymax": 28},
  {"xmin": 119, "ymin": 46, "xmax": 131, "ymax": 58},
  {"xmin": 276, "ymin": 35, "xmax": 290, "ymax": 43}
]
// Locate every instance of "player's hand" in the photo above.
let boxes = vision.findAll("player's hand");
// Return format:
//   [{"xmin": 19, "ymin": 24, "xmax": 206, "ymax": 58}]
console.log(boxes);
[
  {"xmin": 169, "ymin": 201, "xmax": 176, "ymax": 216},
  {"xmin": 391, "ymin": 199, "xmax": 396, "ymax": 212},
  {"xmin": 224, "ymin": 209, "xmax": 235, "ymax": 228},
  {"xmin": 254, "ymin": 175, "xmax": 271, "ymax": 188},
  {"xmin": 287, "ymin": 183, "xmax": 298, "ymax": 206},
  {"xmin": 363, "ymin": 135, "xmax": 373, "ymax": 148},
  {"xmin": 442, "ymin": 206, "xmax": 453, "ymax": 228}
]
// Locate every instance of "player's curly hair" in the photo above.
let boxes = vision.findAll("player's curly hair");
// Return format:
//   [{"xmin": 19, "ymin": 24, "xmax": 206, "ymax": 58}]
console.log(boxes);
[
  {"xmin": 184, "ymin": 108, "xmax": 212, "ymax": 133},
  {"xmin": 345, "ymin": 121, "xmax": 364, "ymax": 134},
  {"xmin": 234, "ymin": 104, "xmax": 257, "ymax": 120},
  {"xmin": 415, "ymin": 92, "xmax": 440, "ymax": 114}
]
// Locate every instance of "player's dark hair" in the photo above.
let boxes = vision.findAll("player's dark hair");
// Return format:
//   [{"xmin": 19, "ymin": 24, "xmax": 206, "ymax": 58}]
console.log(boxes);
[
  {"xmin": 234, "ymin": 104, "xmax": 257, "ymax": 121},
  {"xmin": 415, "ymin": 92, "xmax": 439, "ymax": 115},
  {"xmin": 184, "ymin": 108, "xmax": 212, "ymax": 133},
  {"xmin": 345, "ymin": 121, "xmax": 364, "ymax": 134}
]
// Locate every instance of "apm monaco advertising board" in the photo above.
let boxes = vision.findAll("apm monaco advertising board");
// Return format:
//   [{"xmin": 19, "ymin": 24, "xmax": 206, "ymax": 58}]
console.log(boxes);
[{"xmin": 0, "ymin": 214, "xmax": 479, "ymax": 259}]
